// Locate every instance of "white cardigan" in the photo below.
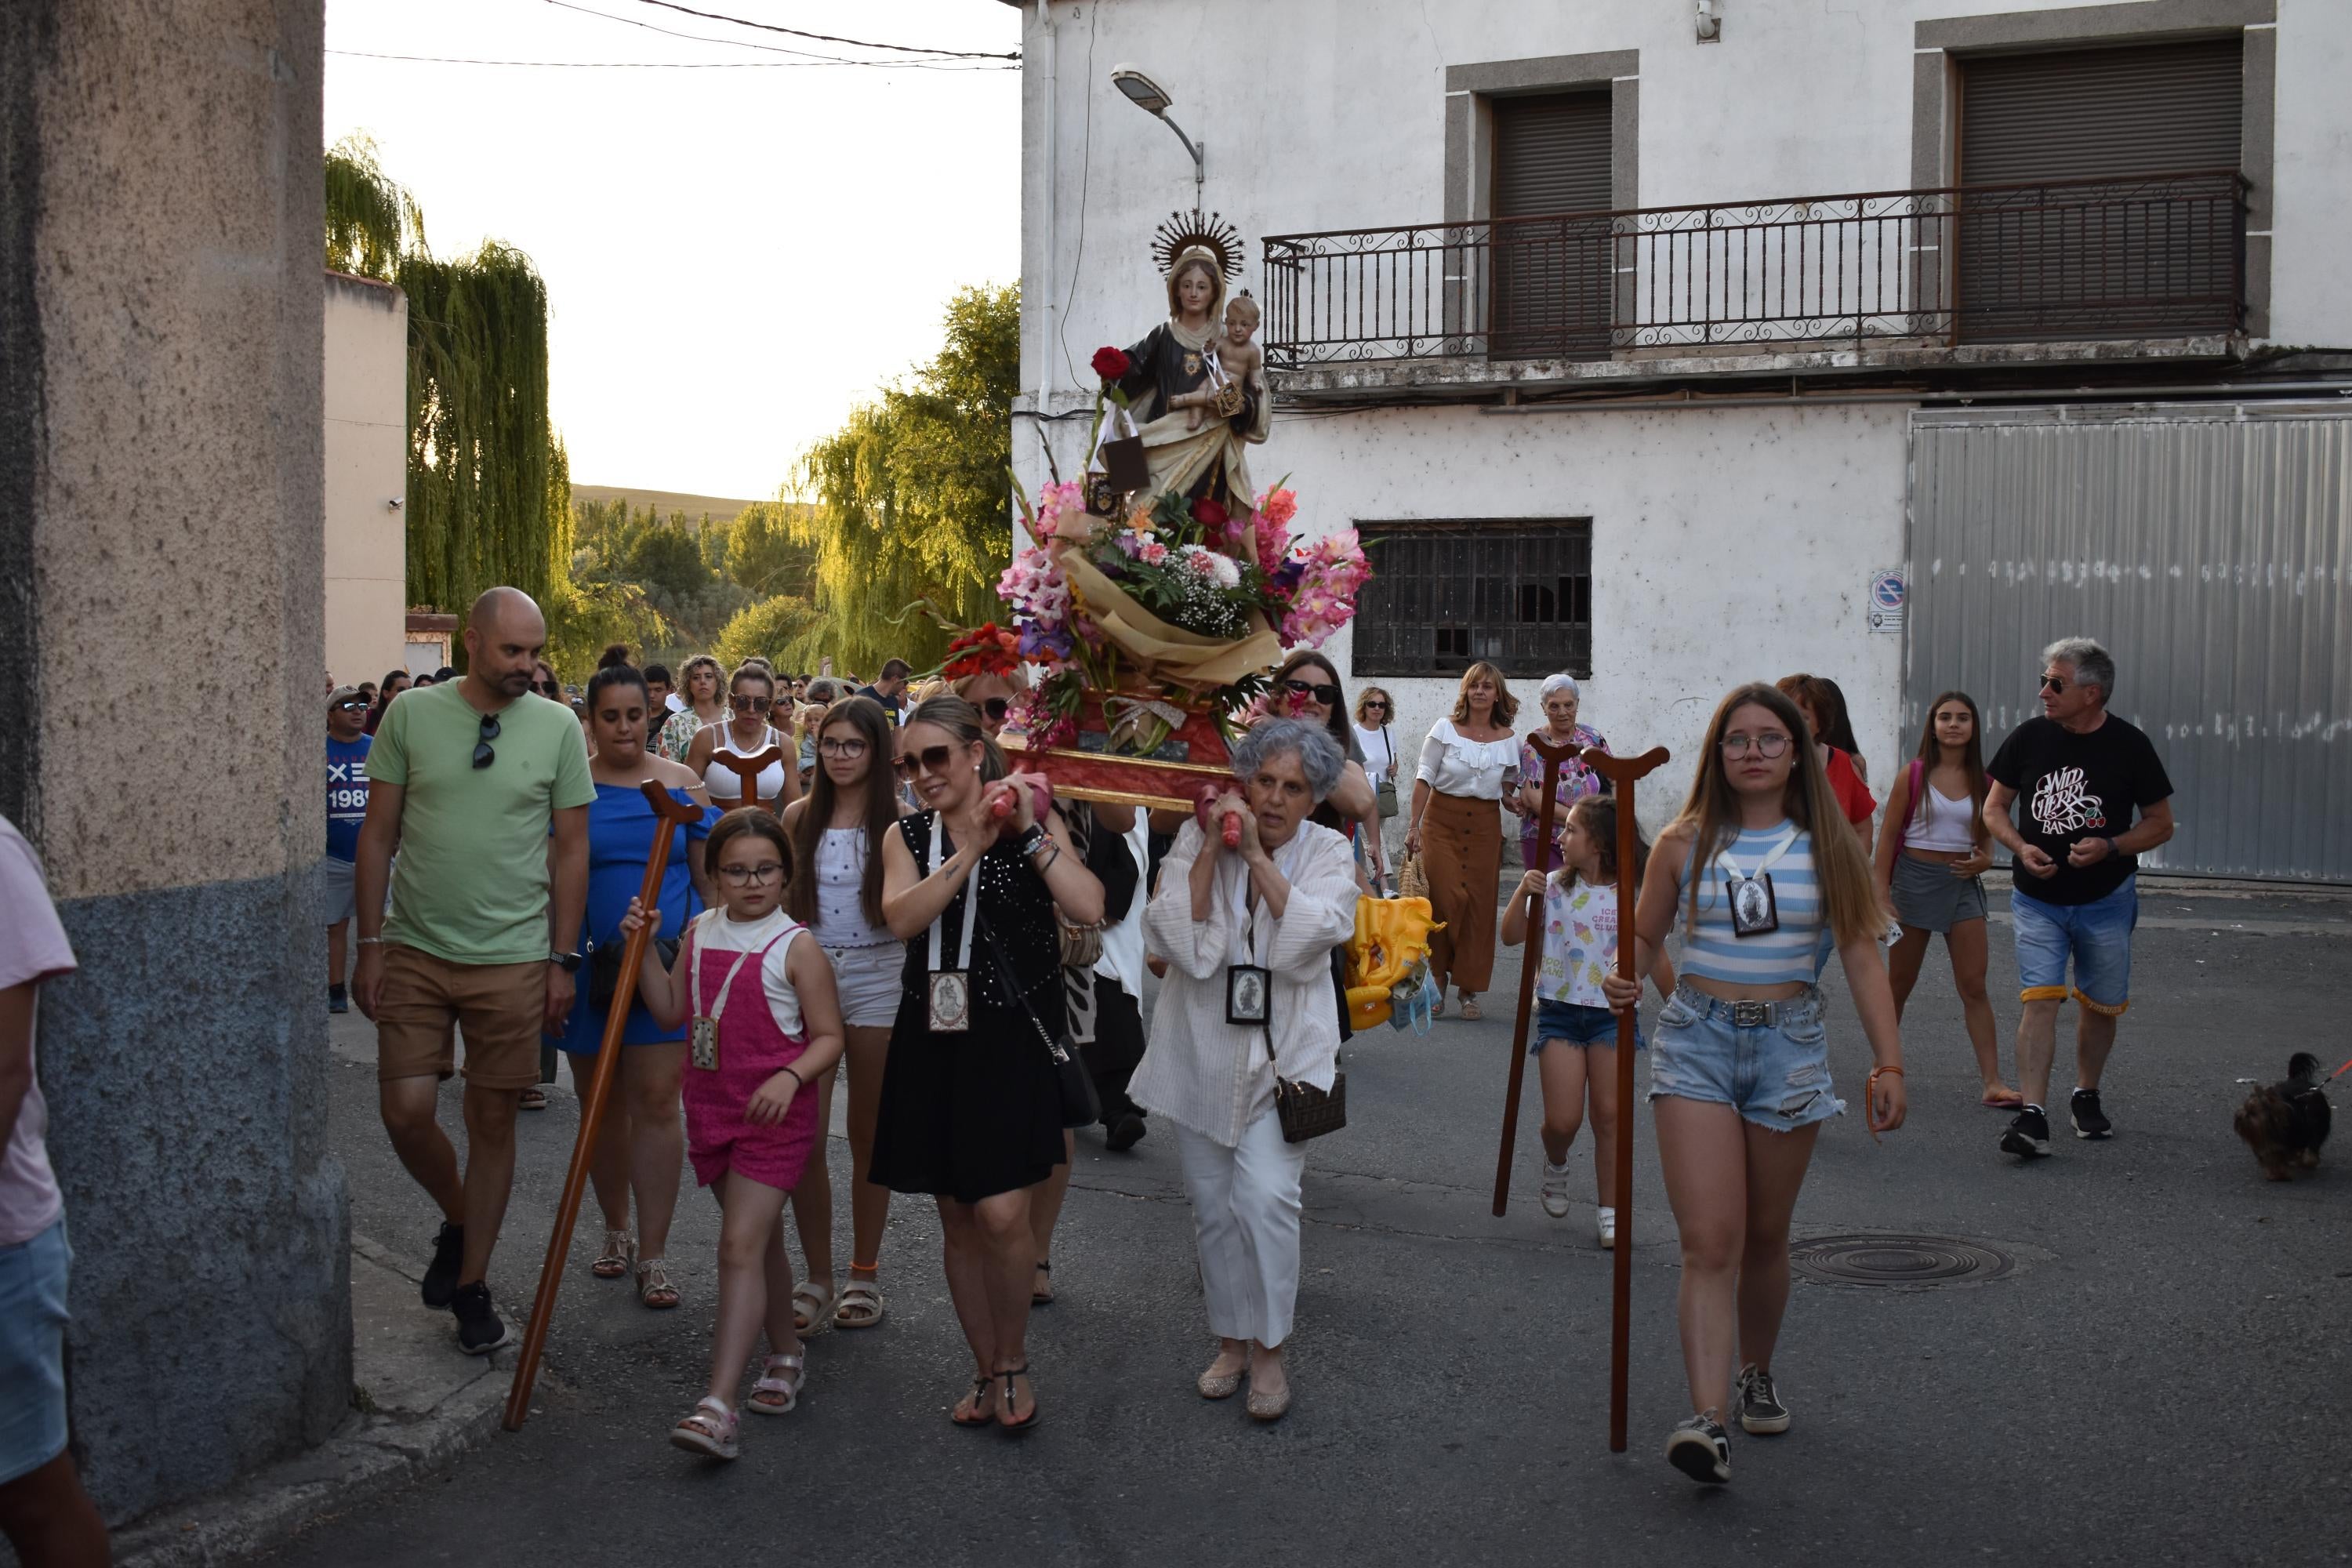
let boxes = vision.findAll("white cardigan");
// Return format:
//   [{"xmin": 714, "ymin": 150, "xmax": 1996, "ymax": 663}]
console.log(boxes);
[{"xmin": 1131, "ymin": 819, "xmax": 1359, "ymax": 1148}]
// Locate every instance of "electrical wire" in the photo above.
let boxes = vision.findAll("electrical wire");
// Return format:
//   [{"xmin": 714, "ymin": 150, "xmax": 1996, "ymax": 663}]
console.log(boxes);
[
  {"xmin": 325, "ymin": 47, "xmax": 1012, "ymax": 71},
  {"xmin": 545, "ymin": 0, "xmax": 1007, "ymax": 67},
  {"xmin": 630, "ymin": 0, "xmax": 1018, "ymax": 60}
]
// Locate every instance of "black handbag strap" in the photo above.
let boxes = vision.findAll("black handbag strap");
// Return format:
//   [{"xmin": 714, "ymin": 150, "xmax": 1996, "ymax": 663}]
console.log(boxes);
[{"xmin": 976, "ymin": 911, "xmax": 1070, "ymax": 1062}]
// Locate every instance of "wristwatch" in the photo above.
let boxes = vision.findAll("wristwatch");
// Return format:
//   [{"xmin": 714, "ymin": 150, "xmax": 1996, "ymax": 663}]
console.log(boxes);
[
  {"xmin": 550, "ymin": 950, "xmax": 583, "ymax": 972},
  {"xmin": 1015, "ymin": 824, "xmax": 1049, "ymax": 859}
]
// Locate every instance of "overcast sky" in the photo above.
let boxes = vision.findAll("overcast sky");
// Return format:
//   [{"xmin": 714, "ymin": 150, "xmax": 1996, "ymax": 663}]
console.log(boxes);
[{"xmin": 326, "ymin": 0, "xmax": 1022, "ymax": 500}]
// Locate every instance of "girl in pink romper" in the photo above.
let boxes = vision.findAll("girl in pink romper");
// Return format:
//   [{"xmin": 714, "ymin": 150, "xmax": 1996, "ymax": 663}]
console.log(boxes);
[{"xmin": 624, "ymin": 809, "xmax": 846, "ymax": 1462}]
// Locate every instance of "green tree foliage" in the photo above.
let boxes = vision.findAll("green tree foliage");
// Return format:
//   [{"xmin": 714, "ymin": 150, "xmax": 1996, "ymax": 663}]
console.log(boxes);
[
  {"xmin": 786, "ymin": 283, "xmax": 1018, "ymax": 672},
  {"xmin": 622, "ymin": 522, "xmax": 711, "ymax": 601},
  {"xmin": 323, "ymin": 134, "xmax": 423, "ymax": 281},
  {"xmin": 714, "ymin": 593, "xmax": 823, "ymax": 670},
  {"xmin": 725, "ymin": 501, "xmax": 815, "ymax": 598}
]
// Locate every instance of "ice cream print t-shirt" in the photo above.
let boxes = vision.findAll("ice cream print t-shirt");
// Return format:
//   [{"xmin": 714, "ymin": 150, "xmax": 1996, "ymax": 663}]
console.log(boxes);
[
  {"xmin": 1987, "ymin": 714, "xmax": 2174, "ymax": 906},
  {"xmin": 1537, "ymin": 876, "xmax": 1622, "ymax": 1008}
]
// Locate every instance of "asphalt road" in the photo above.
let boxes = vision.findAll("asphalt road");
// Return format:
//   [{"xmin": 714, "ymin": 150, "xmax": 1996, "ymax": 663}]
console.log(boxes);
[{"xmin": 262, "ymin": 884, "xmax": 2351, "ymax": 1567}]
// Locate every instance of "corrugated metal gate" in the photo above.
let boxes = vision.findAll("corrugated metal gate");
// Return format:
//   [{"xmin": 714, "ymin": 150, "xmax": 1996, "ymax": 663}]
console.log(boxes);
[{"xmin": 1907, "ymin": 403, "xmax": 2352, "ymax": 884}]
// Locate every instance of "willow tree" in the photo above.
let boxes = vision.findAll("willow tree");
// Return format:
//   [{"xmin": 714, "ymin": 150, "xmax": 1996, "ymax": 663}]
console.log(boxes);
[
  {"xmin": 786, "ymin": 283, "xmax": 1017, "ymax": 672},
  {"xmin": 324, "ymin": 133, "xmax": 422, "ymax": 281}
]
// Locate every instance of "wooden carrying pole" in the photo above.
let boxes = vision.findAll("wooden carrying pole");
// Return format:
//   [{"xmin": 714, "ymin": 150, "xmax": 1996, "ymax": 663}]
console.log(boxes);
[
  {"xmin": 504, "ymin": 781, "xmax": 705, "ymax": 1432},
  {"xmin": 1581, "ymin": 744, "xmax": 1668, "ymax": 1454},
  {"xmin": 709, "ymin": 745, "xmax": 786, "ymax": 814},
  {"xmin": 1492, "ymin": 734, "xmax": 1573, "ymax": 1218}
]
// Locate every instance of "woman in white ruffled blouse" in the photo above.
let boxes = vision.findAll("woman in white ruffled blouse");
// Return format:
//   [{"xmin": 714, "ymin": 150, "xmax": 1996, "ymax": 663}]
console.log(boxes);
[
  {"xmin": 1404, "ymin": 662, "xmax": 1523, "ymax": 1019},
  {"xmin": 1131, "ymin": 720, "xmax": 1358, "ymax": 1425}
]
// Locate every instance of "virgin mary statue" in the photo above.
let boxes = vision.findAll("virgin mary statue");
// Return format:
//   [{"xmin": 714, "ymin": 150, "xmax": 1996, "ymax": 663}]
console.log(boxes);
[{"xmin": 1105, "ymin": 214, "xmax": 1271, "ymax": 516}]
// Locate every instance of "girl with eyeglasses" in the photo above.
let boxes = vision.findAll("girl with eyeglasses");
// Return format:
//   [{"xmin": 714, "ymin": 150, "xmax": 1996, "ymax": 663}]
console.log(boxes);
[
  {"xmin": 549, "ymin": 649, "xmax": 718, "ymax": 1311},
  {"xmin": 867, "ymin": 695, "xmax": 1106, "ymax": 1435},
  {"xmin": 1406, "ymin": 662, "xmax": 1523, "ymax": 1020},
  {"xmin": 658, "ymin": 655, "xmax": 728, "ymax": 764},
  {"xmin": 622, "ymin": 810, "xmax": 847, "ymax": 1461},
  {"xmin": 777, "ymin": 697, "xmax": 906, "ymax": 1334},
  {"xmin": 687, "ymin": 663, "xmax": 800, "ymax": 815},
  {"xmin": 1602, "ymin": 682, "xmax": 1905, "ymax": 1485}
]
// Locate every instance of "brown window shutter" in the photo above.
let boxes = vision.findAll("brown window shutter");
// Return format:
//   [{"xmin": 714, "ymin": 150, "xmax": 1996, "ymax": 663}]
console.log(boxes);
[
  {"xmin": 1955, "ymin": 37, "xmax": 2244, "ymax": 342},
  {"xmin": 1488, "ymin": 91, "xmax": 1614, "ymax": 359}
]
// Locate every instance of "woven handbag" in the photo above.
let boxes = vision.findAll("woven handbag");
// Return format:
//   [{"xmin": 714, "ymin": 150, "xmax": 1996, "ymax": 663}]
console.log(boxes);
[{"xmin": 1396, "ymin": 853, "xmax": 1429, "ymax": 902}]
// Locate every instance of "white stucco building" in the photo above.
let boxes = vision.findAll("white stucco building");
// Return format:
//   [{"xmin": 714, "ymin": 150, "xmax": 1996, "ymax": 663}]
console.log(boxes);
[
  {"xmin": 1006, "ymin": 0, "xmax": 2352, "ymax": 881},
  {"xmin": 323, "ymin": 269, "xmax": 407, "ymax": 687}
]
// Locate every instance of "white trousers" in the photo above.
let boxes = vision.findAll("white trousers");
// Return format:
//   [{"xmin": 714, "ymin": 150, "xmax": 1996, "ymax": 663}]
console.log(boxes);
[{"xmin": 1174, "ymin": 1112, "xmax": 1305, "ymax": 1348}]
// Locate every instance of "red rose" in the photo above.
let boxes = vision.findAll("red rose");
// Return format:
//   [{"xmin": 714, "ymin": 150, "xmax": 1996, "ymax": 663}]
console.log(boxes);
[
  {"xmin": 1192, "ymin": 496, "xmax": 1229, "ymax": 531},
  {"xmin": 1091, "ymin": 346, "xmax": 1132, "ymax": 380}
]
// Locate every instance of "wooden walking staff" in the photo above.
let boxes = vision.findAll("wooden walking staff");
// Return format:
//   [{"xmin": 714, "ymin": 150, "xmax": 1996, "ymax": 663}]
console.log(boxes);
[
  {"xmin": 1581, "ymin": 742, "xmax": 1669, "ymax": 1455},
  {"xmin": 504, "ymin": 781, "xmax": 705, "ymax": 1432},
  {"xmin": 1492, "ymin": 734, "xmax": 1574, "ymax": 1219},
  {"xmin": 708, "ymin": 745, "xmax": 786, "ymax": 814}
]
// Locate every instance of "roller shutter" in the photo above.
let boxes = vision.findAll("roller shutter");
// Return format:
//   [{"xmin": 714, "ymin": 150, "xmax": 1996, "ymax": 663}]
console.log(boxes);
[{"xmin": 1489, "ymin": 91, "xmax": 1613, "ymax": 358}]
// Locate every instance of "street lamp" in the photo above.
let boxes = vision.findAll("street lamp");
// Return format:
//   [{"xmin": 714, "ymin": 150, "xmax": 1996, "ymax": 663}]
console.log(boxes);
[{"xmin": 1111, "ymin": 64, "xmax": 1203, "ymax": 197}]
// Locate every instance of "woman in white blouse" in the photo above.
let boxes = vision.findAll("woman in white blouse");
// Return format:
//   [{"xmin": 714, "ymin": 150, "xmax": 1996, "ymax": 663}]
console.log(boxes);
[
  {"xmin": 1403, "ymin": 662, "xmax": 1522, "ymax": 1019},
  {"xmin": 1132, "ymin": 720, "xmax": 1359, "ymax": 1425}
]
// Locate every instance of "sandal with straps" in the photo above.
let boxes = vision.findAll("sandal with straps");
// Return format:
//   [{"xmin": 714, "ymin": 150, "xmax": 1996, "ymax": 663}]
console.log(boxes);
[
  {"xmin": 591, "ymin": 1228, "xmax": 633, "ymax": 1280},
  {"xmin": 746, "ymin": 1352, "xmax": 804, "ymax": 1416},
  {"xmin": 833, "ymin": 1277, "xmax": 885, "ymax": 1330},
  {"xmin": 996, "ymin": 1364, "xmax": 1040, "ymax": 1436},
  {"xmin": 792, "ymin": 1280, "xmax": 836, "ymax": 1338},
  {"xmin": 670, "ymin": 1395, "xmax": 738, "ymax": 1461},
  {"xmin": 634, "ymin": 1255, "xmax": 681, "ymax": 1310},
  {"xmin": 1030, "ymin": 1260, "xmax": 1054, "ymax": 1306},
  {"xmin": 949, "ymin": 1374, "xmax": 996, "ymax": 1428}
]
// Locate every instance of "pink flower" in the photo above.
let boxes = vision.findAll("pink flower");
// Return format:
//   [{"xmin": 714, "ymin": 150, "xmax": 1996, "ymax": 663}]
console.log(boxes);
[
  {"xmin": 1138, "ymin": 539, "xmax": 1168, "ymax": 565},
  {"xmin": 1257, "ymin": 487, "xmax": 1298, "ymax": 527}
]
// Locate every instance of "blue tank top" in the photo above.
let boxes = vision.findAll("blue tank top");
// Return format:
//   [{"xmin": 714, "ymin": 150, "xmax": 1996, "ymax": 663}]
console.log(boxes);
[{"xmin": 1676, "ymin": 821, "xmax": 1822, "ymax": 987}]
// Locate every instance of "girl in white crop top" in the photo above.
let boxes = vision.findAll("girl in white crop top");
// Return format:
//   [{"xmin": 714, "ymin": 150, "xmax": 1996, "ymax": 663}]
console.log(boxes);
[
  {"xmin": 1602, "ymin": 683, "xmax": 1906, "ymax": 1480},
  {"xmin": 687, "ymin": 666, "xmax": 800, "ymax": 812},
  {"xmin": 1872, "ymin": 691, "xmax": 2012, "ymax": 1108}
]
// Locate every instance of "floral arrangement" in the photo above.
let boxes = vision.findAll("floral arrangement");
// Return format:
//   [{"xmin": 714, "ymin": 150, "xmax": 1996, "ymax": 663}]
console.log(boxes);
[{"xmin": 939, "ymin": 622, "xmax": 1020, "ymax": 680}]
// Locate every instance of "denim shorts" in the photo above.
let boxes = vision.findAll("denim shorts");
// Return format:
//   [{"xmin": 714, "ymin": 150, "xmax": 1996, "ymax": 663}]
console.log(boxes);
[
  {"xmin": 2012, "ymin": 876, "xmax": 2137, "ymax": 1014},
  {"xmin": 0, "ymin": 1218, "xmax": 72, "ymax": 1486},
  {"xmin": 1531, "ymin": 998, "xmax": 1644, "ymax": 1054},
  {"xmin": 1646, "ymin": 983, "xmax": 1844, "ymax": 1133}
]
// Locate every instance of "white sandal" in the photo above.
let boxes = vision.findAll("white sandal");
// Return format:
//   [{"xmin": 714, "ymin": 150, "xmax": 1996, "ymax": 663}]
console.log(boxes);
[
  {"xmin": 747, "ymin": 1352, "xmax": 805, "ymax": 1416},
  {"xmin": 634, "ymin": 1255, "xmax": 681, "ymax": 1310},
  {"xmin": 670, "ymin": 1395, "xmax": 737, "ymax": 1460},
  {"xmin": 833, "ymin": 1278, "xmax": 885, "ymax": 1330},
  {"xmin": 591, "ymin": 1228, "xmax": 633, "ymax": 1280},
  {"xmin": 792, "ymin": 1279, "xmax": 836, "ymax": 1338}
]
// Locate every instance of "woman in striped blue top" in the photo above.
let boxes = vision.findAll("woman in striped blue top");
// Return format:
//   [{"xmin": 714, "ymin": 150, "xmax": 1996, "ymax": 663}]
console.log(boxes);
[{"xmin": 1602, "ymin": 682, "xmax": 1906, "ymax": 1487}]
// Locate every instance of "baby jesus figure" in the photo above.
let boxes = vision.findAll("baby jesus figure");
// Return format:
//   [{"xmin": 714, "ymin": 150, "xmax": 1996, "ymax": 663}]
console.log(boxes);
[{"xmin": 1171, "ymin": 292, "xmax": 1264, "ymax": 431}]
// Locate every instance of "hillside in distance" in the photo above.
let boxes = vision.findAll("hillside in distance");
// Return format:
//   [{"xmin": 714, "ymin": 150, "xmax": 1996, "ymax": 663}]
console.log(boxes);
[{"xmin": 570, "ymin": 483, "xmax": 791, "ymax": 530}]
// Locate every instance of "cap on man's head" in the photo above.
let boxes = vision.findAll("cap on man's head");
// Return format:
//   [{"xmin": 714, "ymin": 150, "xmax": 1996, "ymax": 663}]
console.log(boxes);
[{"xmin": 328, "ymin": 684, "xmax": 367, "ymax": 712}]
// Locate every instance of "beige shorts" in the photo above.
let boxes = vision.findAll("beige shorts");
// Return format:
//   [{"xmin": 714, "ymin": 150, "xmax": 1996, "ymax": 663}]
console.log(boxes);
[{"xmin": 376, "ymin": 945, "xmax": 544, "ymax": 1091}]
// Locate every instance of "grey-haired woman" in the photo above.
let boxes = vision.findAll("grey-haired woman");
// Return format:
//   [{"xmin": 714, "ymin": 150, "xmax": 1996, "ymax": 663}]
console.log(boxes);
[{"xmin": 1131, "ymin": 719, "xmax": 1359, "ymax": 1424}]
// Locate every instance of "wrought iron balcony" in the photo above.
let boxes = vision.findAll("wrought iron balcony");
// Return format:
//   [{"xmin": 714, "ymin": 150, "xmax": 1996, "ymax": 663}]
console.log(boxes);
[{"xmin": 1260, "ymin": 170, "xmax": 2247, "ymax": 370}]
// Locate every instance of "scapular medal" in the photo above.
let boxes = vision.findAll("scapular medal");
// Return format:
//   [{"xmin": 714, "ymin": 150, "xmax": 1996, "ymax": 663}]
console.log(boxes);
[
  {"xmin": 689, "ymin": 1016, "xmax": 719, "ymax": 1071},
  {"xmin": 1718, "ymin": 828, "xmax": 1800, "ymax": 940},
  {"xmin": 924, "ymin": 822, "xmax": 977, "ymax": 1034}
]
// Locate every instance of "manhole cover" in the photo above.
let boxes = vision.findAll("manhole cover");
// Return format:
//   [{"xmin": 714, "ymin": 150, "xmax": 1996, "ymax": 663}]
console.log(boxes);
[{"xmin": 1790, "ymin": 1233, "xmax": 2016, "ymax": 1290}]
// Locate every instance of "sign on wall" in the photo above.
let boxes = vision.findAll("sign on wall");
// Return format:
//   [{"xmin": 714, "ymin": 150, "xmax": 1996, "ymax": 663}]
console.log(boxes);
[{"xmin": 1867, "ymin": 568, "xmax": 1906, "ymax": 633}]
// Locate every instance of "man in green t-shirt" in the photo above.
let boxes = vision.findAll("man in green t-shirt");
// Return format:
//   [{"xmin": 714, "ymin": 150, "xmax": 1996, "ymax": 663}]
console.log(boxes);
[{"xmin": 353, "ymin": 587, "xmax": 593, "ymax": 1355}]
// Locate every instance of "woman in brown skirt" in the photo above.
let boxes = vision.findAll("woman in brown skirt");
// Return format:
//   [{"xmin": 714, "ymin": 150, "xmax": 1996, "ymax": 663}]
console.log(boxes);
[{"xmin": 1403, "ymin": 662, "xmax": 1523, "ymax": 1019}]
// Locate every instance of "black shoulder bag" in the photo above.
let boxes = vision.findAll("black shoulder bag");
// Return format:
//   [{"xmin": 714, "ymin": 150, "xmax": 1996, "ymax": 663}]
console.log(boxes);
[
  {"xmin": 1243, "ymin": 917, "xmax": 1346, "ymax": 1143},
  {"xmin": 981, "ymin": 913, "xmax": 1102, "ymax": 1131}
]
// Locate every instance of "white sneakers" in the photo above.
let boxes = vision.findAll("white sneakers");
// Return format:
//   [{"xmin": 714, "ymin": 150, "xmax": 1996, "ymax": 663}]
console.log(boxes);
[
  {"xmin": 1596, "ymin": 1207, "xmax": 1617, "ymax": 1249},
  {"xmin": 1539, "ymin": 1162, "xmax": 1573, "ymax": 1218}
]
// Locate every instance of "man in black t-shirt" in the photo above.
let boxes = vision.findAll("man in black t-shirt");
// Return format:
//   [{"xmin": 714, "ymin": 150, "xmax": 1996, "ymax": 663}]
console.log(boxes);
[
  {"xmin": 1982, "ymin": 637, "xmax": 2175, "ymax": 1160},
  {"xmin": 855, "ymin": 658, "xmax": 912, "ymax": 727}
]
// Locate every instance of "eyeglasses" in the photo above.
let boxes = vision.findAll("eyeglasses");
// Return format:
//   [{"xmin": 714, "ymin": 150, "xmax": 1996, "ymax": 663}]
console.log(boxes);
[
  {"xmin": 1360, "ymin": 700, "xmax": 1388, "ymax": 713},
  {"xmin": 473, "ymin": 712, "xmax": 500, "ymax": 770},
  {"xmin": 1283, "ymin": 678, "xmax": 1342, "ymax": 706},
  {"xmin": 1719, "ymin": 731, "xmax": 1791, "ymax": 759},
  {"xmin": 2039, "ymin": 673, "xmax": 2067, "ymax": 693},
  {"xmin": 893, "ymin": 743, "xmax": 962, "ymax": 779},
  {"xmin": 981, "ymin": 697, "xmax": 1010, "ymax": 721},
  {"xmin": 715, "ymin": 862, "xmax": 784, "ymax": 887},
  {"xmin": 532, "ymin": 680, "xmax": 561, "ymax": 697},
  {"xmin": 730, "ymin": 694, "xmax": 773, "ymax": 713},
  {"xmin": 334, "ymin": 699, "xmax": 369, "ymax": 713},
  {"xmin": 818, "ymin": 736, "xmax": 869, "ymax": 758}
]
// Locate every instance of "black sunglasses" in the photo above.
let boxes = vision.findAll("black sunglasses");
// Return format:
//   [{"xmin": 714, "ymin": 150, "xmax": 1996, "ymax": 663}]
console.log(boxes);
[
  {"xmin": 333, "ymin": 699, "xmax": 369, "ymax": 713},
  {"xmin": 893, "ymin": 743, "xmax": 962, "ymax": 779},
  {"xmin": 1359, "ymin": 699, "xmax": 1388, "ymax": 712},
  {"xmin": 532, "ymin": 680, "xmax": 561, "ymax": 697},
  {"xmin": 730, "ymin": 693, "xmax": 773, "ymax": 713},
  {"xmin": 1283, "ymin": 677, "xmax": 1342, "ymax": 706},
  {"xmin": 2039, "ymin": 674, "xmax": 2067, "ymax": 693},
  {"xmin": 473, "ymin": 711, "xmax": 500, "ymax": 770},
  {"xmin": 982, "ymin": 697, "xmax": 1010, "ymax": 721}
]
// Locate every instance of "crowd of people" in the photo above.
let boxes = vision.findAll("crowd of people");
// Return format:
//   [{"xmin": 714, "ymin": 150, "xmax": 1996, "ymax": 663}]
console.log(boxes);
[{"xmin": 231, "ymin": 593, "xmax": 2192, "ymax": 1503}]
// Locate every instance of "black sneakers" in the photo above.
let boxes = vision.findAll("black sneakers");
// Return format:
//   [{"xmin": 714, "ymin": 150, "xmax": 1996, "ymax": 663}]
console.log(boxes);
[
  {"xmin": 452, "ymin": 1280, "xmax": 510, "ymax": 1356},
  {"xmin": 422, "ymin": 1221, "xmax": 465, "ymax": 1309},
  {"xmin": 2000, "ymin": 1105, "xmax": 2053, "ymax": 1160},
  {"xmin": 1666, "ymin": 1412, "xmax": 1732, "ymax": 1484},
  {"xmin": 2070, "ymin": 1087, "xmax": 2114, "ymax": 1140},
  {"xmin": 1735, "ymin": 1363, "xmax": 1790, "ymax": 1436}
]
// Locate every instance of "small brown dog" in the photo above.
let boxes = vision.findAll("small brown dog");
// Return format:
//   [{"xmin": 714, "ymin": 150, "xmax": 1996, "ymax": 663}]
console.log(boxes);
[{"xmin": 2234, "ymin": 1052, "xmax": 2332, "ymax": 1181}]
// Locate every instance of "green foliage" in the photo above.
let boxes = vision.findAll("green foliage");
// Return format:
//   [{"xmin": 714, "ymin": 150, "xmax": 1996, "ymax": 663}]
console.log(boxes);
[
  {"xmin": 714, "ymin": 594, "xmax": 824, "ymax": 670},
  {"xmin": 621, "ymin": 523, "xmax": 711, "ymax": 601},
  {"xmin": 323, "ymin": 133, "xmax": 423, "ymax": 282},
  {"xmin": 786, "ymin": 282, "xmax": 1018, "ymax": 672},
  {"xmin": 725, "ymin": 501, "xmax": 815, "ymax": 598}
]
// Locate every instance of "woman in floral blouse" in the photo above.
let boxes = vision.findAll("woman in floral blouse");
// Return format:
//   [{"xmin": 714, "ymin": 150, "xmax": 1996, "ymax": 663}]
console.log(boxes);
[{"xmin": 1515, "ymin": 673, "xmax": 1611, "ymax": 873}]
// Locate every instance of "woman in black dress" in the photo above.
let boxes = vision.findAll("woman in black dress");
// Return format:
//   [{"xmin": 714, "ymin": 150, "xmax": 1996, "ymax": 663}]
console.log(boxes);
[{"xmin": 869, "ymin": 695, "xmax": 1104, "ymax": 1434}]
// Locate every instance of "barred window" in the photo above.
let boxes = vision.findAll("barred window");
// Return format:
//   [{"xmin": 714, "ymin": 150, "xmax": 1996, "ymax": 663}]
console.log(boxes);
[{"xmin": 1349, "ymin": 521, "xmax": 1592, "ymax": 681}]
